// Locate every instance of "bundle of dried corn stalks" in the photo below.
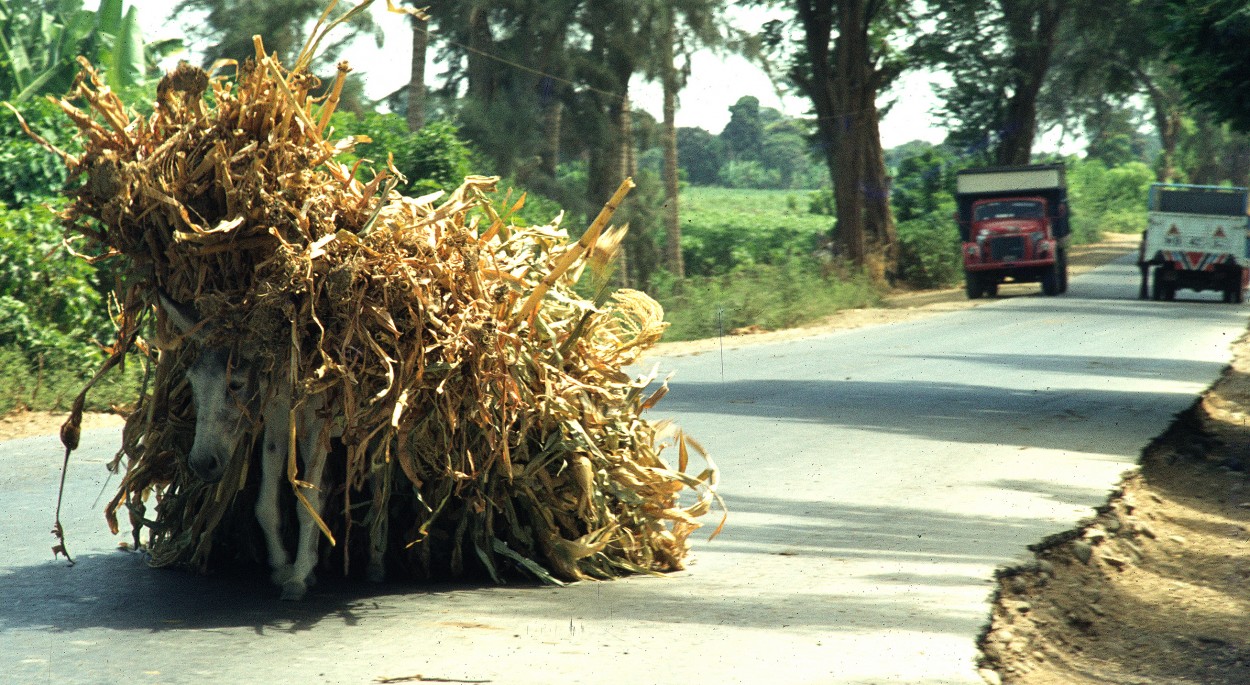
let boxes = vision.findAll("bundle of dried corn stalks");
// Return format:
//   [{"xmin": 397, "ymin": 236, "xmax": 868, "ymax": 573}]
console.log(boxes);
[{"xmin": 25, "ymin": 35, "xmax": 722, "ymax": 583}]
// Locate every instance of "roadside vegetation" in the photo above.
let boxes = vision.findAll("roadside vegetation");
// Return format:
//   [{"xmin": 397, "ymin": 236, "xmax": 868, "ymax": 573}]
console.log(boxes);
[{"xmin": 0, "ymin": 0, "xmax": 1247, "ymax": 408}]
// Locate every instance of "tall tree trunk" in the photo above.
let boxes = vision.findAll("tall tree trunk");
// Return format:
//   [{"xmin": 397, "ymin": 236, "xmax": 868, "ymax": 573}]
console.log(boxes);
[
  {"xmin": 466, "ymin": 7, "xmax": 495, "ymax": 102},
  {"xmin": 582, "ymin": 3, "xmax": 635, "ymax": 288},
  {"xmin": 619, "ymin": 95, "xmax": 658, "ymax": 291},
  {"xmin": 832, "ymin": 0, "xmax": 868, "ymax": 268},
  {"xmin": 794, "ymin": 1, "xmax": 847, "ymax": 259},
  {"xmin": 995, "ymin": 0, "xmax": 1067, "ymax": 166},
  {"xmin": 863, "ymin": 105, "xmax": 897, "ymax": 281},
  {"xmin": 660, "ymin": 9, "xmax": 684, "ymax": 278},
  {"xmin": 1142, "ymin": 71, "xmax": 1182, "ymax": 182},
  {"xmin": 620, "ymin": 97, "xmax": 635, "ymax": 182},
  {"xmin": 540, "ymin": 100, "xmax": 563, "ymax": 177},
  {"xmin": 795, "ymin": 0, "xmax": 897, "ymax": 281},
  {"xmin": 406, "ymin": 13, "xmax": 428, "ymax": 132}
]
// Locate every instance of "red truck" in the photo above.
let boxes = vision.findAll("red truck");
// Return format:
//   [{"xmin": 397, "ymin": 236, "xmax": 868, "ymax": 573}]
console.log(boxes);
[{"xmin": 955, "ymin": 164, "xmax": 1071, "ymax": 299}]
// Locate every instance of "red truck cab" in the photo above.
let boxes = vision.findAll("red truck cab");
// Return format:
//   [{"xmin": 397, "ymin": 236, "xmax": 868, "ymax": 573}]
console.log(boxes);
[{"xmin": 964, "ymin": 197, "xmax": 1059, "ymax": 274}]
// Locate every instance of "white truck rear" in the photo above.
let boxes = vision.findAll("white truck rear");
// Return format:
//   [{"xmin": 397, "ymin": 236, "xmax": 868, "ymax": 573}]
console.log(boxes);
[{"xmin": 1138, "ymin": 184, "xmax": 1249, "ymax": 303}]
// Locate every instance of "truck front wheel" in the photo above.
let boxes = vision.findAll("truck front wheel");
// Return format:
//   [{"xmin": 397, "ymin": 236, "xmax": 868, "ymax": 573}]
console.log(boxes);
[
  {"xmin": 1041, "ymin": 262, "xmax": 1061, "ymax": 296},
  {"xmin": 965, "ymin": 272, "xmax": 983, "ymax": 299}
]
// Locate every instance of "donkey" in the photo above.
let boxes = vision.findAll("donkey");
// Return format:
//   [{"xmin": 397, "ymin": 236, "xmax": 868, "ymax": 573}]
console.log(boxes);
[{"xmin": 159, "ymin": 293, "xmax": 360, "ymax": 600}]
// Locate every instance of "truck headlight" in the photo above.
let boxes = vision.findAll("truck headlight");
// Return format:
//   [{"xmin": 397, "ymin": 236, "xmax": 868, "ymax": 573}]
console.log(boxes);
[{"xmin": 1031, "ymin": 232, "xmax": 1050, "ymax": 256}]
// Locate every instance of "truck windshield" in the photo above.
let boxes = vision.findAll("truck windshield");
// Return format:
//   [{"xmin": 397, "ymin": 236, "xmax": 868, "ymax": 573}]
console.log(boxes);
[{"xmin": 973, "ymin": 200, "xmax": 1044, "ymax": 221}]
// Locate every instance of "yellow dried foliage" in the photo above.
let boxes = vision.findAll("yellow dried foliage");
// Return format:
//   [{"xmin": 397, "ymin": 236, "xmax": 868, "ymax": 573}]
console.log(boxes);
[{"xmin": 31, "ymin": 41, "xmax": 722, "ymax": 583}]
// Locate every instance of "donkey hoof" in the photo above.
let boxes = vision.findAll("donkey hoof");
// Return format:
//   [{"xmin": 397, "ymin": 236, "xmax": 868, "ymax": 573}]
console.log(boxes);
[
  {"xmin": 270, "ymin": 564, "xmax": 295, "ymax": 586},
  {"xmin": 280, "ymin": 580, "xmax": 308, "ymax": 601},
  {"xmin": 367, "ymin": 562, "xmax": 386, "ymax": 583}
]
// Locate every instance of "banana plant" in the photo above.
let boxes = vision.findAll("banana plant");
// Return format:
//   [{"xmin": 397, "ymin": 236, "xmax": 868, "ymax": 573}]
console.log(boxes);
[{"xmin": 0, "ymin": 0, "xmax": 182, "ymax": 102}]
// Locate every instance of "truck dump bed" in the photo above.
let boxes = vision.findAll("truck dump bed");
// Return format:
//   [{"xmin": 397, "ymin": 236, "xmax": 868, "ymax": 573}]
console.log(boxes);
[
  {"xmin": 954, "ymin": 164, "xmax": 1069, "ymax": 241},
  {"xmin": 1150, "ymin": 184, "xmax": 1247, "ymax": 216}
]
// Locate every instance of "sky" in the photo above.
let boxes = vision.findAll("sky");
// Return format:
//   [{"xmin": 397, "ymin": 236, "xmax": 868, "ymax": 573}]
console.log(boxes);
[{"xmin": 93, "ymin": 1, "xmax": 950, "ymax": 149}]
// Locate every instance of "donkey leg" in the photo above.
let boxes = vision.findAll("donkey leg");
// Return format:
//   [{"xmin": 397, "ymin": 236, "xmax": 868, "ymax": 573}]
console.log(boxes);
[
  {"xmin": 366, "ymin": 451, "xmax": 388, "ymax": 583},
  {"xmin": 259, "ymin": 413, "xmax": 294, "ymax": 587},
  {"xmin": 282, "ymin": 403, "xmax": 328, "ymax": 601}
]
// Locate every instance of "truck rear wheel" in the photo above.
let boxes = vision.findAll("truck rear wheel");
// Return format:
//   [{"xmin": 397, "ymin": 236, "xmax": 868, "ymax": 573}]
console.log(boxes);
[
  {"xmin": 1152, "ymin": 266, "xmax": 1175, "ymax": 301},
  {"xmin": 1057, "ymin": 249, "xmax": 1069, "ymax": 293},
  {"xmin": 1223, "ymin": 267, "xmax": 1244, "ymax": 304}
]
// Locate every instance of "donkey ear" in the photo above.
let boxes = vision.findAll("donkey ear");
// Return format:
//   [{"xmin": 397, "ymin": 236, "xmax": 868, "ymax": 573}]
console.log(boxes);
[{"xmin": 156, "ymin": 288, "xmax": 204, "ymax": 339}]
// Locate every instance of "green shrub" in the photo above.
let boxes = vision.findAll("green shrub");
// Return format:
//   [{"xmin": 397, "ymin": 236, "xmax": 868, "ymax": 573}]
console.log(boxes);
[
  {"xmin": 718, "ymin": 160, "xmax": 782, "ymax": 189},
  {"xmin": 329, "ymin": 112, "xmax": 476, "ymax": 196},
  {"xmin": 1067, "ymin": 158, "xmax": 1153, "ymax": 242},
  {"xmin": 0, "ymin": 200, "xmax": 146, "ymax": 412},
  {"xmin": 896, "ymin": 212, "xmax": 963, "ymax": 288},
  {"xmin": 808, "ymin": 188, "xmax": 835, "ymax": 216},
  {"xmin": 653, "ymin": 256, "xmax": 880, "ymax": 341},
  {"xmin": 0, "ymin": 98, "xmax": 79, "ymax": 208},
  {"xmin": 0, "ymin": 202, "xmax": 114, "ymax": 363},
  {"xmin": 0, "ymin": 344, "xmax": 146, "ymax": 414}
]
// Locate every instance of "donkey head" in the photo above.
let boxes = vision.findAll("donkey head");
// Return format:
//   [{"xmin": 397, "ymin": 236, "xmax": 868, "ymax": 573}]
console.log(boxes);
[{"xmin": 159, "ymin": 292, "xmax": 263, "ymax": 483}]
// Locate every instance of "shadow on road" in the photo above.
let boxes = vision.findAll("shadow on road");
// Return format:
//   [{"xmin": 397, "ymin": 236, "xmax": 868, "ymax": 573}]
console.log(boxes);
[
  {"xmin": 909, "ymin": 352, "xmax": 1223, "ymax": 382},
  {"xmin": 0, "ymin": 487, "xmax": 1111, "ymax": 641},
  {"xmin": 0, "ymin": 550, "xmax": 505, "ymax": 635},
  {"xmin": 715, "ymin": 491, "xmax": 1105, "ymax": 564},
  {"xmin": 661, "ymin": 375, "xmax": 1199, "ymax": 456},
  {"xmin": 478, "ymin": 489, "xmax": 1118, "ymax": 637}
]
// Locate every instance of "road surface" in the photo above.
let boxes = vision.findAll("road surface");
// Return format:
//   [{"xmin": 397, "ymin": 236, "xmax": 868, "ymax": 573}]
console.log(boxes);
[{"xmin": 3, "ymin": 253, "xmax": 1248, "ymax": 684}]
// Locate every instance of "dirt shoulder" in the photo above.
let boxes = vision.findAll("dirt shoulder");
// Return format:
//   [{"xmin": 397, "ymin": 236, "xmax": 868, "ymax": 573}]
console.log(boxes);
[
  {"xmin": 0, "ymin": 409, "xmax": 123, "ymax": 443},
  {"xmin": 978, "ymin": 334, "xmax": 1250, "ymax": 684}
]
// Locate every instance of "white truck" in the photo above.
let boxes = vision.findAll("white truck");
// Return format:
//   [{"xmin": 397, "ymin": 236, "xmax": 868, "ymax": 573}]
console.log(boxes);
[{"xmin": 1138, "ymin": 183, "xmax": 1249, "ymax": 303}]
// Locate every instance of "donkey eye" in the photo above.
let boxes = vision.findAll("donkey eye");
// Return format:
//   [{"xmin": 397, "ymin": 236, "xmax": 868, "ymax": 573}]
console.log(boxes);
[{"xmin": 228, "ymin": 379, "xmax": 246, "ymax": 393}]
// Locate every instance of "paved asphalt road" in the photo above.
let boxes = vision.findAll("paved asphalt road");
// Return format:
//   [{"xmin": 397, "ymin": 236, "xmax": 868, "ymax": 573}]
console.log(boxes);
[{"xmin": 3, "ymin": 252, "xmax": 1249, "ymax": 685}]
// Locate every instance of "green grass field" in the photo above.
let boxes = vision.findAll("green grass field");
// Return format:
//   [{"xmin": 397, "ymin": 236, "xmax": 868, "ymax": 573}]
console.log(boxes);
[
  {"xmin": 654, "ymin": 186, "xmax": 881, "ymax": 341},
  {"xmin": 678, "ymin": 186, "xmax": 835, "ymax": 276}
]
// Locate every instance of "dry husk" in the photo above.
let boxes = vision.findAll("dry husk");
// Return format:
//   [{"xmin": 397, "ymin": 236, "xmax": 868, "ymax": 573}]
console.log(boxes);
[{"xmin": 29, "ymin": 40, "xmax": 722, "ymax": 584}]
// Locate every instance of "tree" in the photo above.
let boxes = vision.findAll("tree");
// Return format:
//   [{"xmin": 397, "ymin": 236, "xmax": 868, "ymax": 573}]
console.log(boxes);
[
  {"xmin": 676, "ymin": 126, "xmax": 725, "ymax": 184},
  {"xmin": 1176, "ymin": 113, "xmax": 1250, "ymax": 187},
  {"xmin": 425, "ymin": 0, "xmax": 576, "ymax": 183},
  {"xmin": 1032, "ymin": 0, "xmax": 1180, "ymax": 180},
  {"xmin": 402, "ymin": 3, "xmax": 429, "ymax": 131},
  {"xmin": 790, "ymin": 0, "xmax": 905, "ymax": 281},
  {"xmin": 759, "ymin": 118, "xmax": 814, "ymax": 188},
  {"xmin": 172, "ymin": 0, "xmax": 378, "ymax": 73},
  {"xmin": 329, "ymin": 112, "xmax": 475, "ymax": 195},
  {"xmin": 720, "ymin": 95, "xmax": 766, "ymax": 161},
  {"xmin": 916, "ymin": 0, "xmax": 1073, "ymax": 165},
  {"xmin": 1154, "ymin": 0, "xmax": 1250, "ymax": 134},
  {"xmin": 1081, "ymin": 105, "xmax": 1150, "ymax": 168},
  {"xmin": 642, "ymin": 0, "xmax": 725, "ymax": 279}
]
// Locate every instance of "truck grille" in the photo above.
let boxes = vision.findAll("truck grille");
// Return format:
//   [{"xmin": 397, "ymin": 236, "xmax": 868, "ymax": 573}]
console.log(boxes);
[{"xmin": 989, "ymin": 236, "xmax": 1027, "ymax": 261}]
